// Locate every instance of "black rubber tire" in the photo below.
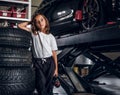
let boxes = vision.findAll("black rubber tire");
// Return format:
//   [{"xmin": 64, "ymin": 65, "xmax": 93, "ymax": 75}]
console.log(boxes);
[
  {"xmin": 0, "ymin": 47, "xmax": 32, "ymax": 67},
  {"xmin": 0, "ymin": 67, "xmax": 35, "ymax": 95},
  {"xmin": 81, "ymin": 0, "xmax": 105, "ymax": 30},
  {"xmin": 0, "ymin": 27, "xmax": 32, "ymax": 48}
]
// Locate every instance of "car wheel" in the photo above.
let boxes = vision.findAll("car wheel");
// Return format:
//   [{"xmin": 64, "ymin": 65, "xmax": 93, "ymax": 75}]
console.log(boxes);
[
  {"xmin": 0, "ymin": 47, "xmax": 32, "ymax": 67},
  {"xmin": 0, "ymin": 67, "xmax": 35, "ymax": 95},
  {"xmin": 81, "ymin": 0, "xmax": 105, "ymax": 30},
  {"xmin": 0, "ymin": 28, "xmax": 32, "ymax": 48}
]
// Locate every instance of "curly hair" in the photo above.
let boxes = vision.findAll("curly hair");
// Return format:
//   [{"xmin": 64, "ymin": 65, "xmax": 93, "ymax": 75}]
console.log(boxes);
[{"xmin": 31, "ymin": 13, "xmax": 50, "ymax": 34}]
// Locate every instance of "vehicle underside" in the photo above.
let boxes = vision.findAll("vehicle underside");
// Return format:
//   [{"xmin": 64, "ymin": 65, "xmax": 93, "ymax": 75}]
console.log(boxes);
[{"xmin": 36, "ymin": 0, "xmax": 120, "ymax": 36}]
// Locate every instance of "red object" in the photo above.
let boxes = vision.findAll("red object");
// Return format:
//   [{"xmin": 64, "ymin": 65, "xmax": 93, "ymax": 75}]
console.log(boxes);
[
  {"xmin": 12, "ymin": 7, "xmax": 26, "ymax": 18},
  {"xmin": 54, "ymin": 80, "xmax": 61, "ymax": 88},
  {"xmin": 0, "ymin": 10, "xmax": 12, "ymax": 17},
  {"xmin": 53, "ymin": 77, "xmax": 61, "ymax": 88},
  {"xmin": 75, "ymin": 10, "xmax": 82, "ymax": 21},
  {"xmin": 0, "ymin": 6, "xmax": 13, "ymax": 17},
  {"xmin": 12, "ymin": 12, "xmax": 26, "ymax": 18},
  {"xmin": 107, "ymin": 21, "xmax": 116, "ymax": 25}
]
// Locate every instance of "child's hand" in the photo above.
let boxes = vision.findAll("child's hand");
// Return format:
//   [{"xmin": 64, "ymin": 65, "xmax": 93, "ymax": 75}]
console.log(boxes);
[{"xmin": 53, "ymin": 68, "xmax": 58, "ymax": 77}]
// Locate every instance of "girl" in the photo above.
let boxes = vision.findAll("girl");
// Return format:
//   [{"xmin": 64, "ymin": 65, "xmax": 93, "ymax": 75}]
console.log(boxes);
[{"xmin": 18, "ymin": 13, "xmax": 58, "ymax": 95}]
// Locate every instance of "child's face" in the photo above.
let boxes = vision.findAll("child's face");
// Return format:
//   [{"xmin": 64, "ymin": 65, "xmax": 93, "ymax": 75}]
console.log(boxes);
[{"xmin": 35, "ymin": 15, "xmax": 46, "ymax": 31}]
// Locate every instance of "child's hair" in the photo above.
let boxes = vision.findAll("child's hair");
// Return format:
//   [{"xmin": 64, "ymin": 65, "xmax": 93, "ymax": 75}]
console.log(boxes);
[{"xmin": 31, "ymin": 13, "xmax": 50, "ymax": 34}]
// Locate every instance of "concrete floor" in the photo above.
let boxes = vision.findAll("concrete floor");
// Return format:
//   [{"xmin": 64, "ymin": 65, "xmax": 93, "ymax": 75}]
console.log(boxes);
[
  {"xmin": 53, "ymin": 86, "xmax": 67, "ymax": 95},
  {"xmin": 93, "ymin": 74, "xmax": 120, "ymax": 95},
  {"xmin": 33, "ymin": 74, "xmax": 120, "ymax": 95},
  {"xmin": 53, "ymin": 74, "xmax": 120, "ymax": 95}
]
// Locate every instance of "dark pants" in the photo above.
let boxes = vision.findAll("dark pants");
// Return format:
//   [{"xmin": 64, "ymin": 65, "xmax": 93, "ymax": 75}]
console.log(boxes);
[{"xmin": 34, "ymin": 57, "xmax": 55, "ymax": 95}]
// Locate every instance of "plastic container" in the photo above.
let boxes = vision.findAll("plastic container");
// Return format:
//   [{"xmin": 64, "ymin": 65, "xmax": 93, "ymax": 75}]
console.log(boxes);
[
  {"xmin": 12, "ymin": 7, "xmax": 26, "ymax": 18},
  {"xmin": 13, "ymin": 12, "xmax": 26, "ymax": 18},
  {"xmin": 0, "ymin": 10, "xmax": 12, "ymax": 17}
]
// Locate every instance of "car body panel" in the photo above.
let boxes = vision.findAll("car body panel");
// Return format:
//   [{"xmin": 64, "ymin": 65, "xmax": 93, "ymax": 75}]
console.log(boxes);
[{"xmin": 37, "ymin": 0, "xmax": 120, "ymax": 36}]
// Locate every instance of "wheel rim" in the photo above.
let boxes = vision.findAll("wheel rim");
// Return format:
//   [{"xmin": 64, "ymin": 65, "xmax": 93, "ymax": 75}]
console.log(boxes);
[{"xmin": 82, "ymin": 0, "xmax": 100, "ymax": 29}]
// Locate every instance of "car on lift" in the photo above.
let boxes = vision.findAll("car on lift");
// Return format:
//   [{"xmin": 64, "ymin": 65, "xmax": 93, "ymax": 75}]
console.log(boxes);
[{"xmin": 36, "ymin": 0, "xmax": 120, "ymax": 36}]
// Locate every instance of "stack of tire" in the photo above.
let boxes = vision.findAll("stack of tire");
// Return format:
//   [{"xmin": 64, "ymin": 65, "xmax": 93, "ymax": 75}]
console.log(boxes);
[{"xmin": 0, "ymin": 27, "xmax": 35, "ymax": 95}]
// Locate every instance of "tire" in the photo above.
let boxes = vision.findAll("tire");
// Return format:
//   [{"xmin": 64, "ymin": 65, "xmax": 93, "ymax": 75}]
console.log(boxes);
[
  {"xmin": 0, "ymin": 27, "xmax": 32, "ymax": 48},
  {"xmin": 81, "ymin": 0, "xmax": 105, "ymax": 30},
  {"xmin": 0, "ymin": 47, "xmax": 32, "ymax": 67},
  {"xmin": 0, "ymin": 67, "xmax": 35, "ymax": 95}
]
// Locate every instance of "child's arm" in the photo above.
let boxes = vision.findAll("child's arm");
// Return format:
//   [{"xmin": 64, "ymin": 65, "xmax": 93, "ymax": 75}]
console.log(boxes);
[
  {"xmin": 18, "ymin": 22, "xmax": 31, "ymax": 32},
  {"xmin": 52, "ymin": 50, "xmax": 58, "ymax": 77}
]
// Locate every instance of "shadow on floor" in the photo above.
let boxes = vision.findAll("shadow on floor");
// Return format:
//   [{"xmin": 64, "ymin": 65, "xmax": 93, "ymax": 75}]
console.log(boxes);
[{"xmin": 33, "ymin": 74, "xmax": 120, "ymax": 95}]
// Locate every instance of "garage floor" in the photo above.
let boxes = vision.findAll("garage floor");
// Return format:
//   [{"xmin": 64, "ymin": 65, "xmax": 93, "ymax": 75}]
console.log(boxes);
[
  {"xmin": 33, "ymin": 74, "xmax": 120, "ymax": 95},
  {"xmin": 93, "ymin": 74, "xmax": 120, "ymax": 95},
  {"xmin": 53, "ymin": 74, "xmax": 120, "ymax": 95}
]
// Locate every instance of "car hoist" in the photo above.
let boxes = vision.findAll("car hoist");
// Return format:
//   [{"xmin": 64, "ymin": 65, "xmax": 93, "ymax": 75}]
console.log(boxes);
[{"xmin": 56, "ymin": 23, "xmax": 120, "ymax": 95}]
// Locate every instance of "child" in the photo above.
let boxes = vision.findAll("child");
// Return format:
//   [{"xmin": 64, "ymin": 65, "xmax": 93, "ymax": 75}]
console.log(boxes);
[{"xmin": 18, "ymin": 13, "xmax": 58, "ymax": 95}]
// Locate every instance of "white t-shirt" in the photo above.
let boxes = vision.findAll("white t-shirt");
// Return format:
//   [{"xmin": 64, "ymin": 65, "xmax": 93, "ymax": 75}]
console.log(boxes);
[{"xmin": 32, "ymin": 31, "xmax": 58, "ymax": 58}]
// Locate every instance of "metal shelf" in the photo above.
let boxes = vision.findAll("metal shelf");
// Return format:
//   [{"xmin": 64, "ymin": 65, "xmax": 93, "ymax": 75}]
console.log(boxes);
[
  {"xmin": 0, "ymin": 0, "xmax": 29, "ymax": 5},
  {"xmin": 0, "ymin": 16, "xmax": 30, "ymax": 21},
  {"xmin": 0, "ymin": 0, "xmax": 31, "ymax": 22}
]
